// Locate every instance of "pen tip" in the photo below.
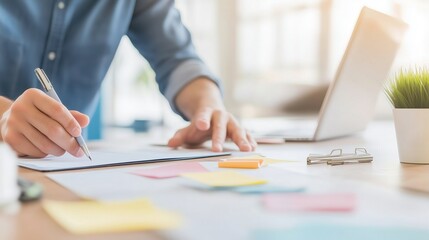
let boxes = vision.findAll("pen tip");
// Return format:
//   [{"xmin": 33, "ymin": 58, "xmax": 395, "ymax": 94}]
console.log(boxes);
[{"xmin": 88, "ymin": 156, "xmax": 93, "ymax": 161}]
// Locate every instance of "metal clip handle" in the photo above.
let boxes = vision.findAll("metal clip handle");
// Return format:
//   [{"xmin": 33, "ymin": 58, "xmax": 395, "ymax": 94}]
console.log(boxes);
[{"xmin": 307, "ymin": 148, "xmax": 373, "ymax": 166}]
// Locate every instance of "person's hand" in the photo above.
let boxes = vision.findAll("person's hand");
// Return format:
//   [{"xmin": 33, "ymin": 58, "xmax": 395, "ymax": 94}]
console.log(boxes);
[
  {"xmin": 167, "ymin": 107, "xmax": 257, "ymax": 152},
  {"xmin": 0, "ymin": 88, "xmax": 89, "ymax": 158}
]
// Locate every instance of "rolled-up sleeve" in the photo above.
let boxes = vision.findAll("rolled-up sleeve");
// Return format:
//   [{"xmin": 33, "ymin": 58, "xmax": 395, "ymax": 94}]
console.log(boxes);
[{"xmin": 127, "ymin": 0, "xmax": 221, "ymax": 118}]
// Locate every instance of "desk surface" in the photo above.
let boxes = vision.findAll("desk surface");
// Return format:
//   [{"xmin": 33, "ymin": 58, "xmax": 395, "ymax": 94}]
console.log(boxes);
[{"xmin": 2, "ymin": 121, "xmax": 429, "ymax": 240}]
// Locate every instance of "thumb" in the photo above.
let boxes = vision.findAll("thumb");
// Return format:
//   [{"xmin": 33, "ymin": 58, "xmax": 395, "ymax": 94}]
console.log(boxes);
[{"xmin": 70, "ymin": 110, "xmax": 90, "ymax": 128}]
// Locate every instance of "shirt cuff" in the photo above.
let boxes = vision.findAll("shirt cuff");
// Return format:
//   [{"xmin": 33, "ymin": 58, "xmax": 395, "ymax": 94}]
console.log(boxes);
[{"xmin": 164, "ymin": 59, "xmax": 223, "ymax": 120}]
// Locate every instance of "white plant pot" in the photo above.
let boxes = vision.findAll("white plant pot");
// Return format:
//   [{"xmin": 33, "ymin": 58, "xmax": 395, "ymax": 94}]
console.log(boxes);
[{"xmin": 393, "ymin": 109, "xmax": 429, "ymax": 164}]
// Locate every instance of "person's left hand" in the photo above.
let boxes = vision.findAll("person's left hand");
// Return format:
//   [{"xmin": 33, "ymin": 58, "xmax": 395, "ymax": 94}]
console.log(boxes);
[{"xmin": 167, "ymin": 107, "xmax": 257, "ymax": 152}]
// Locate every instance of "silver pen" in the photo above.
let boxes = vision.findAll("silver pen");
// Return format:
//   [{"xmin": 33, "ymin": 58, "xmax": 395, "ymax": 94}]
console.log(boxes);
[{"xmin": 34, "ymin": 68, "xmax": 92, "ymax": 161}]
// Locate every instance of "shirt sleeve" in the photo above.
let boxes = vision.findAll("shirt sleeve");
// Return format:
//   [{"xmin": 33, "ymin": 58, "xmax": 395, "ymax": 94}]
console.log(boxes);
[{"xmin": 127, "ymin": 0, "xmax": 222, "ymax": 119}]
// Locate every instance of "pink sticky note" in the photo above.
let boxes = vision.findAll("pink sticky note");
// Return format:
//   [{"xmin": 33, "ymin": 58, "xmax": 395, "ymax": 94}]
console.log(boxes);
[
  {"xmin": 262, "ymin": 193, "xmax": 356, "ymax": 212},
  {"xmin": 131, "ymin": 162, "xmax": 208, "ymax": 179}
]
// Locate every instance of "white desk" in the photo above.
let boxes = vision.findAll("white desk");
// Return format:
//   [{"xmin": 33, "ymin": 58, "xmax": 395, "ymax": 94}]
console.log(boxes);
[{"xmin": 3, "ymin": 121, "xmax": 429, "ymax": 240}]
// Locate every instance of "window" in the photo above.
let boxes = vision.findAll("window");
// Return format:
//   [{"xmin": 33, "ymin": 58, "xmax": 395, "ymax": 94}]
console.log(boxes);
[{"xmin": 102, "ymin": 0, "xmax": 429, "ymax": 132}]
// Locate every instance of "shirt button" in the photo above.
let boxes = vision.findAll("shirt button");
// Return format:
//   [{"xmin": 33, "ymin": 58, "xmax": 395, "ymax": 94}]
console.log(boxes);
[
  {"xmin": 48, "ymin": 52, "xmax": 56, "ymax": 61},
  {"xmin": 58, "ymin": 1, "xmax": 65, "ymax": 10}
]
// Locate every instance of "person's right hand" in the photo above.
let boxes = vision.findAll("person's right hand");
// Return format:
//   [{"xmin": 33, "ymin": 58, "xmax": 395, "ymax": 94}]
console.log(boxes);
[{"xmin": 0, "ymin": 88, "xmax": 90, "ymax": 158}]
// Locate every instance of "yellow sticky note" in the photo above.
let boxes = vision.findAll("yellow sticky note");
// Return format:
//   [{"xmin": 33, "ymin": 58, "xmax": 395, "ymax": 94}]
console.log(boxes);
[
  {"xmin": 43, "ymin": 198, "xmax": 181, "ymax": 234},
  {"xmin": 218, "ymin": 159, "xmax": 263, "ymax": 169},
  {"xmin": 182, "ymin": 171, "xmax": 267, "ymax": 187}
]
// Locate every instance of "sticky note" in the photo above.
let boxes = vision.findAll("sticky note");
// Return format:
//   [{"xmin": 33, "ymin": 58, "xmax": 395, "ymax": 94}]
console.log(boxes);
[
  {"xmin": 218, "ymin": 159, "xmax": 264, "ymax": 169},
  {"xmin": 43, "ymin": 199, "xmax": 181, "ymax": 234},
  {"xmin": 262, "ymin": 193, "xmax": 356, "ymax": 212},
  {"xmin": 181, "ymin": 171, "xmax": 267, "ymax": 187},
  {"xmin": 131, "ymin": 162, "xmax": 208, "ymax": 179},
  {"xmin": 252, "ymin": 224, "xmax": 429, "ymax": 240},
  {"xmin": 191, "ymin": 184, "xmax": 305, "ymax": 194},
  {"xmin": 231, "ymin": 185, "xmax": 305, "ymax": 194}
]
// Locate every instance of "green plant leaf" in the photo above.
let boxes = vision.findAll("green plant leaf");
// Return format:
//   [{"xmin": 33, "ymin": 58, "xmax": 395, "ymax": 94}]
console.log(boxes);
[{"xmin": 384, "ymin": 67, "xmax": 429, "ymax": 108}]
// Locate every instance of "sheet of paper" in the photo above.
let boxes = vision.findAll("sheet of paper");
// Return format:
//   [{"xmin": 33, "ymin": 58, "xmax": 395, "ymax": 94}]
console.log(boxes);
[
  {"xmin": 262, "ymin": 193, "xmax": 356, "ymax": 212},
  {"xmin": 18, "ymin": 148, "xmax": 229, "ymax": 172},
  {"xmin": 43, "ymin": 198, "xmax": 181, "ymax": 234},
  {"xmin": 181, "ymin": 171, "xmax": 267, "ymax": 187},
  {"xmin": 131, "ymin": 162, "xmax": 208, "ymax": 179},
  {"xmin": 251, "ymin": 224, "xmax": 429, "ymax": 240}
]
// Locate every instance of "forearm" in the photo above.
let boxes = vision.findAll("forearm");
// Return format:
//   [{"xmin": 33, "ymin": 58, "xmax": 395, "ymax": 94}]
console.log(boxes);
[{"xmin": 175, "ymin": 77, "xmax": 225, "ymax": 120}]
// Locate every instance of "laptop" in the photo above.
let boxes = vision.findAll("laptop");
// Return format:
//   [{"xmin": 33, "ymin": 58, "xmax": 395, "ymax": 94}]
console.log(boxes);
[{"xmin": 248, "ymin": 7, "xmax": 408, "ymax": 142}]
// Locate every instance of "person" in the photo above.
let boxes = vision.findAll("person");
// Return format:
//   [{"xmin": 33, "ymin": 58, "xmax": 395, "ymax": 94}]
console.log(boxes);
[{"xmin": 0, "ymin": 0, "xmax": 256, "ymax": 158}]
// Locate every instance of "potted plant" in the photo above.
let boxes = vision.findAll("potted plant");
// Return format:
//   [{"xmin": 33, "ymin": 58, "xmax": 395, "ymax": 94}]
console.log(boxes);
[{"xmin": 385, "ymin": 67, "xmax": 429, "ymax": 164}]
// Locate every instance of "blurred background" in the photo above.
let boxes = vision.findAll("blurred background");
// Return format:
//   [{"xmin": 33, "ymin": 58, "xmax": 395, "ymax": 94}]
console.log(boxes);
[{"xmin": 91, "ymin": 0, "xmax": 429, "ymax": 139}]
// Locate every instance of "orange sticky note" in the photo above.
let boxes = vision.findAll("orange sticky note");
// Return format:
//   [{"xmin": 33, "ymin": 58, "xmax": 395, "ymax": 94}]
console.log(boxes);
[{"xmin": 218, "ymin": 159, "xmax": 264, "ymax": 169}]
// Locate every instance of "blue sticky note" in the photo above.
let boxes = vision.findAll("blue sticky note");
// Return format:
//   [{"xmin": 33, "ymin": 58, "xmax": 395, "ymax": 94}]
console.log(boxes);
[
  {"xmin": 189, "ymin": 183, "xmax": 304, "ymax": 194},
  {"xmin": 252, "ymin": 224, "xmax": 429, "ymax": 240},
  {"xmin": 232, "ymin": 185, "xmax": 305, "ymax": 194}
]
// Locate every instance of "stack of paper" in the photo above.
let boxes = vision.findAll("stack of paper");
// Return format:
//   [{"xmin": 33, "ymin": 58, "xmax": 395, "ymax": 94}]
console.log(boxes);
[
  {"xmin": 18, "ymin": 149, "xmax": 230, "ymax": 172},
  {"xmin": 43, "ymin": 198, "xmax": 181, "ymax": 234}
]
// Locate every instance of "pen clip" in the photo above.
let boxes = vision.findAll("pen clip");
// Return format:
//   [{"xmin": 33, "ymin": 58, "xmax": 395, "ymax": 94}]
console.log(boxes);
[{"xmin": 34, "ymin": 68, "xmax": 53, "ymax": 91}]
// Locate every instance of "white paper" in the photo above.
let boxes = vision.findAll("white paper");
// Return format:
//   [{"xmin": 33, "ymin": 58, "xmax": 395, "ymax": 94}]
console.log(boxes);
[{"xmin": 18, "ymin": 148, "xmax": 229, "ymax": 172}]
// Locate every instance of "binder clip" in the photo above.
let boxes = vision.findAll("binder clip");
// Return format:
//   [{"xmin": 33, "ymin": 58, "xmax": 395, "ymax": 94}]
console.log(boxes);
[{"xmin": 307, "ymin": 148, "xmax": 373, "ymax": 166}]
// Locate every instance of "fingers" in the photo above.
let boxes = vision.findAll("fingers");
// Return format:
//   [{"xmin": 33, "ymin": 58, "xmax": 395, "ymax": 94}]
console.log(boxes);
[
  {"xmin": 227, "ymin": 117, "xmax": 253, "ymax": 152},
  {"xmin": 167, "ymin": 128, "xmax": 186, "ymax": 148},
  {"xmin": 168, "ymin": 108, "xmax": 257, "ymax": 152},
  {"xmin": 70, "ymin": 110, "xmax": 90, "ymax": 128},
  {"xmin": 27, "ymin": 89, "xmax": 82, "ymax": 137},
  {"xmin": 1, "ymin": 88, "xmax": 86, "ymax": 158},
  {"xmin": 15, "ymin": 118, "xmax": 65, "ymax": 156},
  {"xmin": 24, "ymin": 106, "xmax": 82, "ymax": 156},
  {"xmin": 193, "ymin": 107, "xmax": 213, "ymax": 131},
  {"xmin": 211, "ymin": 110, "xmax": 228, "ymax": 152},
  {"xmin": 246, "ymin": 131, "xmax": 258, "ymax": 151},
  {"xmin": 4, "ymin": 131, "xmax": 47, "ymax": 158}
]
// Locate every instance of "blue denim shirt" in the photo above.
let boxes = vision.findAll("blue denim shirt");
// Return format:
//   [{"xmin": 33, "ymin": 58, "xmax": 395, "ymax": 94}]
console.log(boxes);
[{"xmin": 0, "ymin": 0, "xmax": 219, "ymax": 117}]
